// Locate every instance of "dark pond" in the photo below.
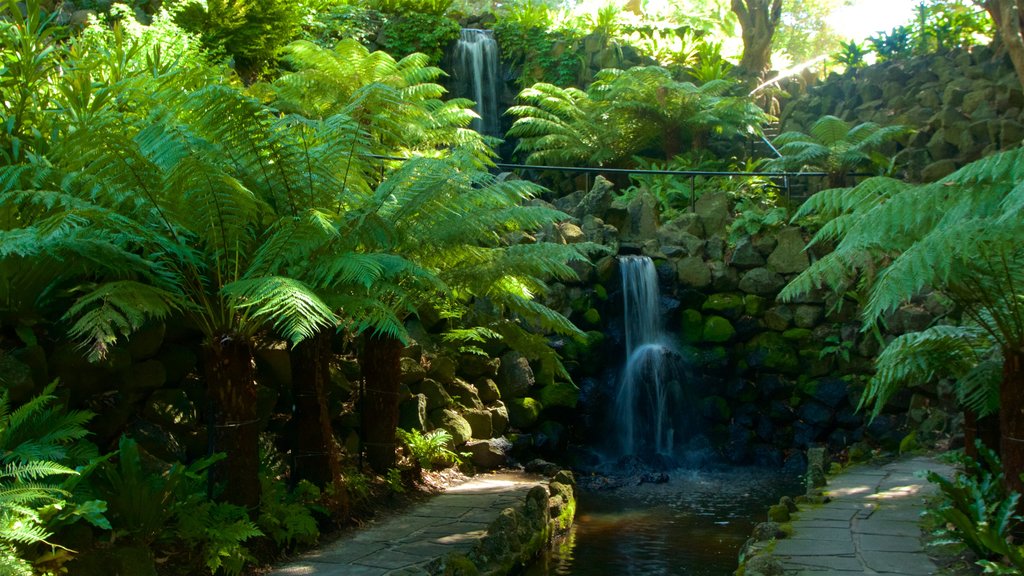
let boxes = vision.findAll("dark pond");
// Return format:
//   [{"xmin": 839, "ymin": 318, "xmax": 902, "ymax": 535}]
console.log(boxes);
[{"xmin": 524, "ymin": 468, "xmax": 802, "ymax": 576}]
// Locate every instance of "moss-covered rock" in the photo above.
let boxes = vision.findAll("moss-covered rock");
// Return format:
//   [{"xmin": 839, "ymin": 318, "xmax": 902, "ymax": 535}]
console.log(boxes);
[
  {"xmin": 744, "ymin": 294, "xmax": 767, "ymax": 316},
  {"xmin": 582, "ymin": 308, "xmax": 601, "ymax": 326},
  {"xmin": 680, "ymin": 309, "xmax": 703, "ymax": 344},
  {"xmin": 508, "ymin": 397, "xmax": 543, "ymax": 428},
  {"xmin": 767, "ymin": 503, "xmax": 791, "ymax": 522},
  {"xmin": 781, "ymin": 328, "xmax": 813, "ymax": 342},
  {"xmin": 745, "ymin": 332, "xmax": 799, "ymax": 373},
  {"xmin": 702, "ymin": 293, "xmax": 745, "ymax": 315},
  {"xmin": 538, "ymin": 381, "xmax": 580, "ymax": 409},
  {"xmin": 702, "ymin": 315, "xmax": 736, "ymax": 343},
  {"xmin": 432, "ymin": 408, "xmax": 473, "ymax": 445}
]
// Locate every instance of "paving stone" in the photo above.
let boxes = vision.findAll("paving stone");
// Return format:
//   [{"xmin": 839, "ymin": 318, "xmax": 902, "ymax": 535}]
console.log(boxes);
[
  {"xmin": 862, "ymin": 550, "xmax": 938, "ymax": 574},
  {"xmin": 773, "ymin": 538, "xmax": 856, "ymax": 556},
  {"xmin": 302, "ymin": 542, "xmax": 384, "ymax": 563},
  {"xmin": 858, "ymin": 534, "xmax": 922, "ymax": 552},
  {"xmin": 798, "ymin": 507, "xmax": 858, "ymax": 521},
  {"xmin": 355, "ymin": 550, "xmax": 438, "ymax": 570},
  {"xmin": 786, "ymin": 527, "xmax": 851, "ymax": 541},
  {"xmin": 851, "ymin": 520, "xmax": 921, "ymax": 536},
  {"xmin": 780, "ymin": 554, "xmax": 864, "ymax": 572}
]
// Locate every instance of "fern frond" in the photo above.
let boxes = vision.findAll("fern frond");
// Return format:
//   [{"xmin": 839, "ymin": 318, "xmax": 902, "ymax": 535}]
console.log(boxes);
[
  {"xmin": 222, "ymin": 277, "xmax": 337, "ymax": 345},
  {"xmin": 64, "ymin": 281, "xmax": 182, "ymax": 361}
]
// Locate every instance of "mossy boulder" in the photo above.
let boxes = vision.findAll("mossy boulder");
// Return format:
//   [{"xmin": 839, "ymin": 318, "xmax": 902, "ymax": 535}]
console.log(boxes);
[
  {"xmin": 702, "ymin": 293, "xmax": 745, "ymax": 315},
  {"xmin": 744, "ymin": 294, "xmax": 767, "ymax": 316},
  {"xmin": 767, "ymin": 503, "xmax": 791, "ymax": 522},
  {"xmin": 538, "ymin": 381, "xmax": 580, "ymax": 409},
  {"xmin": 400, "ymin": 356, "xmax": 426, "ymax": 384},
  {"xmin": 582, "ymin": 308, "xmax": 601, "ymax": 326},
  {"xmin": 702, "ymin": 315, "xmax": 736, "ymax": 343},
  {"xmin": 507, "ymin": 397, "xmax": 543, "ymax": 428},
  {"xmin": 680, "ymin": 309, "xmax": 703, "ymax": 344},
  {"xmin": 782, "ymin": 328, "xmax": 813, "ymax": 342},
  {"xmin": 746, "ymin": 332, "xmax": 799, "ymax": 373},
  {"xmin": 432, "ymin": 408, "xmax": 473, "ymax": 446}
]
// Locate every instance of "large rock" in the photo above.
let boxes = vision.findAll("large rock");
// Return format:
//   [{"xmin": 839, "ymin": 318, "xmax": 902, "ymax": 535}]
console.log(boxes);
[
  {"xmin": 459, "ymin": 354, "xmax": 499, "ymax": 379},
  {"xmin": 462, "ymin": 408, "xmax": 493, "ymax": 439},
  {"xmin": 121, "ymin": 360, "xmax": 166, "ymax": 393},
  {"xmin": 745, "ymin": 332, "xmax": 799, "ymax": 373},
  {"xmin": 431, "ymin": 408, "xmax": 473, "ymax": 446},
  {"xmin": 702, "ymin": 315, "xmax": 736, "ymax": 343},
  {"xmin": 127, "ymin": 322, "xmax": 165, "ymax": 360},
  {"xmin": 449, "ymin": 378, "xmax": 483, "ymax": 409},
  {"xmin": 793, "ymin": 304, "xmax": 823, "ymax": 328},
  {"xmin": 465, "ymin": 438, "xmax": 511, "ymax": 469},
  {"xmin": 400, "ymin": 356, "xmax": 426, "ymax": 384},
  {"xmin": 730, "ymin": 236, "xmax": 766, "ymax": 268},
  {"xmin": 694, "ymin": 191, "xmax": 730, "ymax": 237},
  {"xmin": 507, "ymin": 397, "xmax": 543, "ymax": 428},
  {"xmin": 766, "ymin": 227, "xmax": 810, "ymax": 274},
  {"xmin": 738, "ymin": 267, "xmax": 786, "ymax": 295},
  {"xmin": 575, "ymin": 175, "xmax": 615, "ymax": 218},
  {"xmin": 399, "ymin": 393, "xmax": 428, "ymax": 431},
  {"xmin": 0, "ymin": 353, "xmax": 35, "ymax": 402},
  {"xmin": 676, "ymin": 256, "xmax": 711, "ymax": 288},
  {"xmin": 538, "ymin": 381, "xmax": 580, "ymax": 409},
  {"xmin": 490, "ymin": 401, "xmax": 510, "ymax": 435},
  {"xmin": 427, "ymin": 355, "xmax": 457, "ymax": 384},
  {"xmin": 496, "ymin": 351, "xmax": 535, "ymax": 399},
  {"xmin": 416, "ymin": 378, "xmax": 452, "ymax": 411}
]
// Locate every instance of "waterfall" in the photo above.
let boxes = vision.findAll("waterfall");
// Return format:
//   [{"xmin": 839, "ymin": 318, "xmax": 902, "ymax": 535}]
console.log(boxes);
[
  {"xmin": 615, "ymin": 256, "xmax": 683, "ymax": 458},
  {"xmin": 452, "ymin": 29, "xmax": 501, "ymax": 136}
]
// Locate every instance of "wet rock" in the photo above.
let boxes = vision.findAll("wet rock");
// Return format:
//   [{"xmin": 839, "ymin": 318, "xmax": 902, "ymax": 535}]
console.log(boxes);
[
  {"xmin": 507, "ymin": 397, "xmax": 543, "ymax": 428},
  {"xmin": 763, "ymin": 305, "xmax": 793, "ymax": 331},
  {"xmin": 702, "ymin": 315, "xmax": 736, "ymax": 343},
  {"xmin": 459, "ymin": 354, "xmax": 499, "ymax": 379},
  {"xmin": 680, "ymin": 309, "xmax": 703, "ymax": 344},
  {"xmin": 752, "ymin": 521, "xmax": 786, "ymax": 541},
  {"xmin": 745, "ymin": 332, "xmax": 799, "ymax": 373},
  {"xmin": 730, "ymin": 236, "xmax": 766, "ymax": 268},
  {"xmin": 127, "ymin": 322, "xmax": 165, "ymax": 360},
  {"xmin": 538, "ymin": 381, "xmax": 580, "ymax": 409},
  {"xmin": 694, "ymin": 191, "xmax": 730, "ymax": 237}
]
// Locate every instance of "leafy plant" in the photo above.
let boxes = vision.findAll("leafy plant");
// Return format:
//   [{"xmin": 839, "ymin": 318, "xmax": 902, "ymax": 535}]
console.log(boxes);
[
  {"xmin": 868, "ymin": 26, "xmax": 913, "ymax": 62},
  {"xmin": 377, "ymin": 13, "xmax": 461, "ymax": 63},
  {"xmin": 397, "ymin": 428, "xmax": 465, "ymax": 470},
  {"xmin": 927, "ymin": 445, "xmax": 1024, "ymax": 572},
  {"xmin": 817, "ymin": 334, "xmax": 853, "ymax": 363},
  {"xmin": 385, "ymin": 468, "xmax": 406, "ymax": 493},
  {"xmin": 832, "ymin": 40, "xmax": 868, "ymax": 70},
  {"xmin": 370, "ymin": 0, "xmax": 454, "ymax": 16},
  {"xmin": 766, "ymin": 115, "xmax": 908, "ymax": 188},
  {"xmin": 728, "ymin": 197, "xmax": 788, "ymax": 244}
]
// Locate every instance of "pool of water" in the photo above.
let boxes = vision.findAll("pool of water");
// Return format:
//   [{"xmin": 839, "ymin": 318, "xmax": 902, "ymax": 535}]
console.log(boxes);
[{"xmin": 524, "ymin": 468, "xmax": 802, "ymax": 576}]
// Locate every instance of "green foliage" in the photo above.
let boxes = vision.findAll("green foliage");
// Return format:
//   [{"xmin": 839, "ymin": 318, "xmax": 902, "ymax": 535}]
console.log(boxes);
[
  {"xmin": 89, "ymin": 437, "xmax": 261, "ymax": 575},
  {"xmin": 868, "ymin": 26, "xmax": 913, "ymax": 62},
  {"xmin": 0, "ymin": 382, "xmax": 102, "ymax": 574},
  {"xmin": 861, "ymin": 324, "xmax": 1000, "ymax": 420},
  {"xmin": 773, "ymin": 0, "xmax": 844, "ymax": 65},
  {"xmin": 728, "ymin": 197, "xmax": 788, "ymax": 244},
  {"xmin": 832, "ymin": 40, "xmax": 868, "ymax": 70},
  {"xmin": 508, "ymin": 67, "xmax": 766, "ymax": 167},
  {"xmin": 492, "ymin": 18, "xmax": 583, "ymax": 88},
  {"xmin": 172, "ymin": 0, "xmax": 302, "ymax": 79},
  {"xmin": 378, "ymin": 13, "xmax": 461, "ymax": 63},
  {"xmin": 928, "ymin": 445, "xmax": 1024, "ymax": 572},
  {"xmin": 397, "ymin": 428, "xmax": 464, "ymax": 470},
  {"xmin": 911, "ymin": 0, "xmax": 993, "ymax": 53},
  {"xmin": 766, "ymin": 115, "xmax": 908, "ymax": 188},
  {"xmin": 299, "ymin": 3, "xmax": 381, "ymax": 47},
  {"xmin": 370, "ymin": 0, "xmax": 453, "ymax": 16},
  {"xmin": 385, "ymin": 468, "xmax": 406, "ymax": 493},
  {"xmin": 258, "ymin": 478, "xmax": 320, "ymax": 550}
]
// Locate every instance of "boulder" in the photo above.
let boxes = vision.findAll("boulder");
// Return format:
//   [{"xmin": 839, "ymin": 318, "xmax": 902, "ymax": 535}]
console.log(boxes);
[
  {"xmin": 431, "ymin": 408, "xmax": 473, "ymax": 446},
  {"xmin": 730, "ymin": 236, "xmax": 766, "ymax": 268},
  {"xmin": 427, "ymin": 355, "xmax": 457, "ymax": 384},
  {"xmin": 462, "ymin": 408, "xmax": 493, "ymax": 439},
  {"xmin": 507, "ymin": 397, "xmax": 543, "ymax": 428},
  {"xmin": 0, "ymin": 353, "xmax": 35, "ymax": 402},
  {"xmin": 676, "ymin": 256, "xmax": 711, "ymax": 288},
  {"xmin": 496, "ymin": 351, "xmax": 535, "ymax": 399},
  {"xmin": 766, "ymin": 227, "xmax": 809, "ymax": 274},
  {"xmin": 477, "ymin": 378, "xmax": 501, "ymax": 403},
  {"xmin": 459, "ymin": 354, "xmax": 500, "ymax": 379},
  {"xmin": 399, "ymin": 393, "xmax": 428, "ymax": 431},
  {"xmin": 449, "ymin": 378, "xmax": 483, "ymax": 409},
  {"xmin": 416, "ymin": 378, "xmax": 452, "ymax": 411},
  {"xmin": 679, "ymin": 309, "xmax": 703, "ymax": 344},
  {"xmin": 575, "ymin": 175, "xmax": 614, "ymax": 219},
  {"xmin": 702, "ymin": 316, "xmax": 736, "ymax": 343},
  {"xmin": 121, "ymin": 360, "xmax": 166, "ymax": 393},
  {"xmin": 538, "ymin": 381, "xmax": 580, "ymax": 409},
  {"xmin": 694, "ymin": 191, "xmax": 730, "ymax": 237},
  {"xmin": 399, "ymin": 356, "xmax": 426, "ymax": 384},
  {"xmin": 555, "ymin": 222, "xmax": 585, "ymax": 244},
  {"xmin": 793, "ymin": 304, "xmax": 823, "ymax": 328},
  {"xmin": 490, "ymin": 401, "xmax": 510, "ymax": 435},
  {"xmin": 708, "ymin": 261, "xmax": 740, "ymax": 291},
  {"xmin": 701, "ymin": 293, "xmax": 745, "ymax": 316},
  {"xmin": 465, "ymin": 438, "xmax": 511, "ymax": 469},
  {"xmin": 745, "ymin": 332, "xmax": 799, "ymax": 373},
  {"xmin": 738, "ymin": 267, "xmax": 786, "ymax": 295},
  {"xmin": 126, "ymin": 322, "xmax": 165, "ymax": 360}
]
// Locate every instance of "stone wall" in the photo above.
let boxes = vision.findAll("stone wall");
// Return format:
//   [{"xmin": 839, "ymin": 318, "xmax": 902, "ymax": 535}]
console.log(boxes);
[
  {"xmin": 539, "ymin": 176, "xmax": 953, "ymax": 466},
  {"xmin": 779, "ymin": 46, "xmax": 1024, "ymax": 182}
]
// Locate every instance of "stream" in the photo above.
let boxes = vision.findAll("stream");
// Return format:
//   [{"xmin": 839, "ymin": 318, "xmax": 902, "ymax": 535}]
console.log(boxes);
[{"xmin": 524, "ymin": 468, "xmax": 801, "ymax": 575}]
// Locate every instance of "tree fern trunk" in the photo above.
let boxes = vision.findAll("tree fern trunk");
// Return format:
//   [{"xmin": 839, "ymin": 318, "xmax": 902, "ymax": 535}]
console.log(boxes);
[
  {"xmin": 204, "ymin": 335, "xmax": 261, "ymax": 512},
  {"xmin": 360, "ymin": 332, "xmax": 403, "ymax": 473},
  {"xmin": 964, "ymin": 409, "xmax": 1000, "ymax": 460},
  {"xmin": 1000, "ymin": 347, "xmax": 1024, "ymax": 493}
]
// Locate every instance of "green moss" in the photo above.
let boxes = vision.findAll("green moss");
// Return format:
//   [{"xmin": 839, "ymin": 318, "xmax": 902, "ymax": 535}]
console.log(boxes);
[
  {"xmin": 594, "ymin": 284, "xmax": 608, "ymax": 300},
  {"xmin": 767, "ymin": 504, "xmax": 791, "ymax": 522},
  {"xmin": 702, "ymin": 293, "xmax": 744, "ymax": 313},
  {"xmin": 538, "ymin": 381, "xmax": 580, "ymax": 409},
  {"xmin": 782, "ymin": 328, "xmax": 813, "ymax": 341},
  {"xmin": 745, "ymin": 332, "xmax": 799, "ymax": 373},
  {"xmin": 556, "ymin": 494, "xmax": 577, "ymax": 530},
  {"xmin": 744, "ymin": 294, "xmax": 766, "ymax": 316},
  {"xmin": 582, "ymin": 308, "xmax": 601, "ymax": 326},
  {"xmin": 443, "ymin": 553, "xmax": 480, "ymax": 575},
  {"xmin": 680, "ymin": 309, "xmax": 703, "ymax": 344},
  {"xmin": 507, "ymin": 397, "xmax": 543, "ymax": 428},
  {"xmin": 702, "ymin": 315, "xmax": 736, "ymax": 343}
]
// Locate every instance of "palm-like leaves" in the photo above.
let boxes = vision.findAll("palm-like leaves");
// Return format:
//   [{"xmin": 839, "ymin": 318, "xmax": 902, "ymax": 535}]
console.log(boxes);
[
  {"xmin": 507, "ymin": 66, "xmax": 767, "ymax": 166},
  {"xmin": 766, "ymin": 115, "xmax": 908, "ymax": 187},
  {"xmin": 781, "ymin": 148, "xmax": 1024, "ymax": 478}
]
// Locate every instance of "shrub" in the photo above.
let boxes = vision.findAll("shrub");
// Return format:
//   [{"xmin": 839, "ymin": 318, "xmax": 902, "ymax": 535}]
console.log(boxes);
[{"xmin": 397, "ymin": 428, "xmax": 465, "ymax": 470}]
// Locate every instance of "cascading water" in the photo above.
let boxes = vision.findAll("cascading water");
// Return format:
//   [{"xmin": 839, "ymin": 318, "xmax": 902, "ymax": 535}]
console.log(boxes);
[
  {"xmin": 615, "ymin": 255, "xmax": 684, "ymax": 458},
  {"xmin": 451, "ymin": 29, "xmax": 501, "ymax": 136}
]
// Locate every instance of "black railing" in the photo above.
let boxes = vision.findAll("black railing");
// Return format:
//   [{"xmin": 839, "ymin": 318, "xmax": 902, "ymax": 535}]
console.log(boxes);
[{"xmin": 366, "ymin": 154, "xmax": 841, "ymax": 208}]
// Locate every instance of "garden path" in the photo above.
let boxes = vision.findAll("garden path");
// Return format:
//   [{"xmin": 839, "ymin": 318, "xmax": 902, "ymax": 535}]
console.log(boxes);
[
  {"xmin": 268, "ymin": 471, "xmax": 545, "ymax": 576},
  {"xmin": 772, "ymin": 455, "xmax": 955, "ymax": 575}
]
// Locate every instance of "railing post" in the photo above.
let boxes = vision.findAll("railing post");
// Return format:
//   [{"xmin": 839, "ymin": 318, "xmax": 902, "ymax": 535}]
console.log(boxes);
[{"xmin": 689, "ymin": 175, "xmax": 696, "ymax": 212}]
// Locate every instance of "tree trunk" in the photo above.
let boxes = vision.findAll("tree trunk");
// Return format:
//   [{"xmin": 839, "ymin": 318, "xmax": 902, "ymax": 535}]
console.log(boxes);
[
  {"xmin": 291, "ymin": 332, "xmax": 343, "ymax": 487},
  {"xmin": 360, "ymin": 332, "xmax": 404, "ymax": 473},
  {"xmin": 999, "ymin": 347, "xmax": 1024, "ymax": 494},
  {"xmin": 732, "ymin": 0, "xmax": 783, "ymax": 78},
  {"xmin": 204, "ymin": 335, "xmax": 261, "ymax": 513},
  {"xmin": 964, "ymin": 409, "xmax": 1001, "ymax": 460},
  {"xmin": 983, "ymin": 0, "xmax": 1024, "ymax": 93}
]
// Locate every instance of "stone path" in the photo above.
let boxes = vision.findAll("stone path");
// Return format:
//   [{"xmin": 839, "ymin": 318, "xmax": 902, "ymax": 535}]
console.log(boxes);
[
  {"xmin": 269, "ymin": 472, "xmax": 546, "ymax": 576},
  {"xmin": 772, "ymin": 455, "xmax": 955, "ymax": 575}
]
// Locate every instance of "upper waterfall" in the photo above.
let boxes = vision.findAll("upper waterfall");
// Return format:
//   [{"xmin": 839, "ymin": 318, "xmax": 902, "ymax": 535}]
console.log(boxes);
[{"xmin": 451, "ymin": 29, "xmax": 501, "ymax": 136}]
